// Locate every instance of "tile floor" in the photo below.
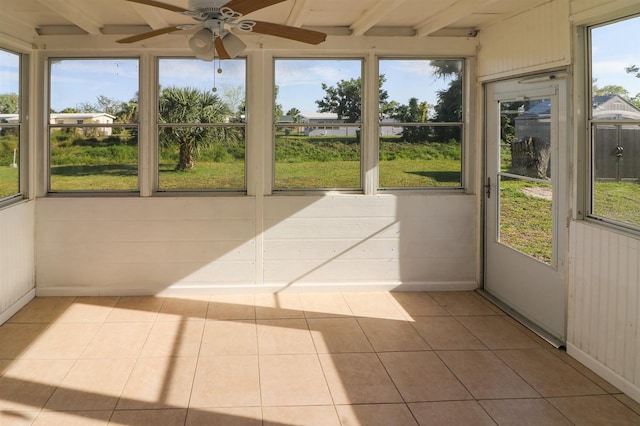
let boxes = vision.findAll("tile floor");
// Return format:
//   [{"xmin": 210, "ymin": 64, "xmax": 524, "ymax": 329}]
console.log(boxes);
[{"xmin": 1, "ymin": 291, "xmax": 639, "ymax": 425}]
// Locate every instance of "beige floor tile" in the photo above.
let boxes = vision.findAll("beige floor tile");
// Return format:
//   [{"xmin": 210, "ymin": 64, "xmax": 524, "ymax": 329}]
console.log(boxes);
[
  {"xmin": 500, "ymin": 316, "xmax": 553, "ymax": 348},
  {"xmin": 437, "ymin": 350, "xmax": 539, "ymax": 399},
  {"xmin": 200, "ymin": 319, "xmax": 257, "ymax": 355},
  {"xmin": 411, "ymin": 316, "xmax": 486, "ymax": 350},
  {"xmin": 480, "ymin": 398, "xmax": 572, "ymax": 426},
  {"xmin": 299, "ymin": 293, "xmax": 353, "ymax": 318},
  {"xmin": 430, "ymin": 292, "xmax": 496, "ymax": 316},
  {"xmin": 139, "ymin": 320, "xmax": 205, "ymax": 358},
  {"xmin": 319, "ymin": 353, "xmax": 402, "ymax": 404},
  {"xmin": 336, "ymin": 404, "xmax": 418, "ymax": 426},
  {"xmin": 32, "ymin": 410, "xmax": 111, "ymax": 425},
  {"xmin": 259, "ymin": 354, "xmax": 333, "ymax": 406},
  {"xmin": 117, "ymin": 357, "xmax": 197, "ymax": 409},
  {"xmin": 186, "ymin": 407, "xmax": 262, "ymax": 426},
  {"xmin": 257, "ymin": 319, "xmax": 316, "ymax": 354},
  {"xmin": 409, "ymin": 401, "xmax": 496, "ymax": 426},
  {"xmin": 81, "ymin": 322, "xmax": 152, "ymax": 358},
  {"xmin": 255, "ymin": 293, "xmax": 304, "ymax": 319},
  {"xmin": 45, "ymin": 358, "xmax": 136, "ymax": 411},
  {"xmin": 549, "ymin": 395, "xmax": 640, "ymax": 425},
  {"xmin": 341, "ymin": 292, "xmax": 406, "ymax": 319},
  {"xmin": 496, "ymin": 349, "xmax": 606, "ymax": 397},
  {"xmin": 390, "ymin": 292, "xmax": 449, "ymax": 318},
  {"xmin": 549, "ymin": 349, "xmax": 621, "ymax": 394},
  {"xmin": 0, "ymin": 323, "xmax": 49, "ymax": 359},
  {"xmin": 56, "ymin": 297, "xmax": 119, "ymax": 323},
  {"xmin": 307, "ymin": 318, "xmax": 373, "ymax": 353},
  {"xmin": 0, "ymin": 411, "xmax": 39, "ymax": 426},
  {"xmin": 190, "ymin": 356, "xmax": 260, "ymax": 408},
  {"xmin": 456, "ymin": 316, "xmax": 541, "ymax": 349},
  {"xmin": 357, "ymin": 318, "xmax": 430, "ymax": 352},
  {"xmin": 21, "ymin": 323, "xmax": 100, "ymax": 359},
  {"xmin": 105, "ymin": 296, "xmax": 164, "ymax": 322},
  {"xmin": 379, "ymin": 351, "xmax": 471, "ymax": 402},
  {"xmin": 0, "ymin": 359, "xmax": 75, "ymax": 411},
  {"xmin": 207, "ymin": 294, "xmax": 255, "ymax": 320},
  {"xmin": 8, "ymin": 297, "xmax": 75, "ymax": 323},
  {"xmin": 110, "ymin": 409, "xmax": 187, "ymax": 426},
  {"xmin": 262, "ymin": 406, "xmax": 341, "ymax": 426},
  {"xmin": 614, "ymin": 393, "xmax": 640, "ymax": 416},
  {"xmin": 156, "ymin": 296, "xmax": 209, "ymax": 321}
]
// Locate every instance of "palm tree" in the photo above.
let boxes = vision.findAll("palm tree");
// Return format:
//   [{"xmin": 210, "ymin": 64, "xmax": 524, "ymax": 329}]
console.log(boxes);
[{"xmin": 158, "ymin": 87, "xmax": 236, "ymax": 171}]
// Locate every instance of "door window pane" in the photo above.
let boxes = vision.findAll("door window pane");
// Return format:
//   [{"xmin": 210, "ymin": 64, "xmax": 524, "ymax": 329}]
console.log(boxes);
[{"xmin": 498, "ymin": 100, "xmax": 553, "ymax": 264}]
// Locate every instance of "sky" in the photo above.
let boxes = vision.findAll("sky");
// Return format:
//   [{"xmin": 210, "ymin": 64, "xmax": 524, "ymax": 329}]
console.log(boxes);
[{"xmin": 2, "ymin": 13, "xmax": 640, "ymax": 112}]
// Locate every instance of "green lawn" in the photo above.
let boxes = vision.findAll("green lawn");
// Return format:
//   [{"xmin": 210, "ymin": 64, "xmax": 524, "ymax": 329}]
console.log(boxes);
[
  {"xmin": 0, "ymin": 166, "xmax": 19, "ymax": 198},
  {"xmin": 499, "ymin": 179, "xmax": 553, "ymax": 264}
]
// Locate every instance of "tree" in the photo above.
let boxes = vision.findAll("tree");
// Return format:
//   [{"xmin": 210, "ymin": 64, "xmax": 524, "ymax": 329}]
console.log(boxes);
[
  {"xmin": 626, "ymin": 65, "xmax": 640, "ymax": 78},
  {"xmin": 221, "ymin": 84, "xmax": 245, "ymax": 122},
  {"xmin": 392, "ymin": 97, "xmax": 431, "ymax": 143},
  {"xmin": 158, "ymin": 86, "xmax": 234, "ymax": 171},
  {"xmin": 274, "ymin": 85, "xmax": 283, "ymax": 123},
  {"xmin": 77, "ymin": 95, "xmax": 125, "ymax": 115},
  {"xmin": 316, "ymin": 75, "xmax": 389, "ymax": 123},
  {"xmin": 0, "ymin": 93, "xmax": 19, "ymax": 114},
  {"xmin": 286, "ymin": 107, "xmax": 301, "ymax": 119},
  {"xmin": 431, "ymin": 60, "xmax": 463, "ymax": 142}
]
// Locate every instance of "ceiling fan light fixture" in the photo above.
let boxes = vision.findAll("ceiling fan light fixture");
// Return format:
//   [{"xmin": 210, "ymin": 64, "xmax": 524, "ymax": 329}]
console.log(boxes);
[
  {"xmin": 189, "ymin": 28, "xmax": 215, "ymax": 61},
  {"xmin": 220, "ymin": 33, "xmax": 246, "ymax": 59}
]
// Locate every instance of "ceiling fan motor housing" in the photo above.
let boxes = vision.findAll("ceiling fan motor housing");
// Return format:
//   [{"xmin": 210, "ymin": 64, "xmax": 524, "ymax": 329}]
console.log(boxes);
[{"xmin": 189, "ymin": 0, "xmax": 227, "ymax": 14}]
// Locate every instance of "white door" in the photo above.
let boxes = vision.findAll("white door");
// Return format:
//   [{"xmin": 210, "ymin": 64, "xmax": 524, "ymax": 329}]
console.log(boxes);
[{"xmin": 484, "ymin": 77, "xmax": 568, "ymax": 345}]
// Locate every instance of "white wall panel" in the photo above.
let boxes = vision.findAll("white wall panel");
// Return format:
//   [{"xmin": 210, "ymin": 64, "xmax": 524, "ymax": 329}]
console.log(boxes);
[
  {"xmin": 477, "ymin": 0, "xmax": 571, "ymax": 79},
  {"xmin": 0, "ymin": 202, "xmax": 35, "ymax": 323},
  {"xmin": 35, "ymin": 197, "xmax": 257, "ymax": 295},
  {"xmin": 568, "ymin": 221, "xmax": 640, "ymax": 402},
  {"xmin": 35, "ymin": 194, "xmax": 478, "ymax": 295},
  {"xmin": 262, "ymin": 194, "xmax": 477, "ymax": 290}
]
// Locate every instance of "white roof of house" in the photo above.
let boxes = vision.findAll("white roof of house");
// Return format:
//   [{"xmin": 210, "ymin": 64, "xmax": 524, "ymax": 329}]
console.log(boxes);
[
  {"xmin": 50, "ymin": 113, "xmax": 116, "ymax": 119},
  {"xmin": 299, "ymin": 112, "xmax": 339, "ymax": 120}
]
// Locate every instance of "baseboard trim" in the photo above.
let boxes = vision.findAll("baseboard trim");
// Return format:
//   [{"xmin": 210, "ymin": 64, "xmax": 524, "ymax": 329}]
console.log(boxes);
[
  {"xmin": 567, "ymin": 342, "xmax": 640, "ymax": 404},
  {"xmin": 0, "ymin": 289, "xmax": 36, "ymax": 326},
  {"xmin": 35, "ymin": 281, "xmax": 478, "ymax": 297}
]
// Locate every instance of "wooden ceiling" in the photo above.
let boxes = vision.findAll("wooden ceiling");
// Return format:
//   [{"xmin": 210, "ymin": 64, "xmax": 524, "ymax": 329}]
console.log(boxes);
[{"xmin": 0, "ymin": 0, "xmax": 550, "ymax": 47}]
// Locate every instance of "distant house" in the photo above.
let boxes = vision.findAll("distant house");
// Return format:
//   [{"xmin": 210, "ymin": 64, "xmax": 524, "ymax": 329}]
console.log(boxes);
[
  {"xmin": 298, "ymin": 112, "xmax": 353, "ymax": 137},
  {"xmin": 50, "ymin": 113, "xmax": 116, "ymax": 136}
]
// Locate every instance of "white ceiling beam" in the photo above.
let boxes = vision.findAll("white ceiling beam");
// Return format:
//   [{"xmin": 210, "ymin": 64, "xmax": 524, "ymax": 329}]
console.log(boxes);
[
  {"xmin": 130, "ymin": 3, "xmax": 170, "ymax": 30},
  {"xmin": 415, "ymin": 0, "xmax": 500, "ymax": 37},
  {"xmin": 350, "ymin": 0, "xmax": 409, "ymax": 37},
  {"xmin": 36, "ymin": 0, "xmax": 103, "ymax": 35},
  {"xmin": 286, "ymin": 0, "xmax": 309, "ymax": 27}
]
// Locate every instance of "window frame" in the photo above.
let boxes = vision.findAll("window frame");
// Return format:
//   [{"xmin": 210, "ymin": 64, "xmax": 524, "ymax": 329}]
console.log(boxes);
[
  {"xmin": 46, "ymin": 56, "xmax": 141, "ymax": 195},
  {"xmin": 0, "ymin": 47, "xmax": 27, "ymax": 207},
  {"xmin": 586, "ymin": 15, "xmax": 640, "ymax": 233},
  {"xmin": 155, "ymin": 56, "xmax": 248, "ymax": 194}
]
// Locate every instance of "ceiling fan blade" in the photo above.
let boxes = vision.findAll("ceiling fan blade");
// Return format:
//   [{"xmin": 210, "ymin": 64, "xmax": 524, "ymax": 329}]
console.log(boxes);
[
  {"xmin": 116, "ymin": 25, "xmax": 182, "ymax": 43},
  {"xmin": 214, "ymin": 37, "xmax": 232, "ymax": 60},
  {"xmin": 123, "ymin": 0, "xmax": 189, "ymax": 13},
  {"xmin": 223, "ymin": 0, "xmax": 287, "ymax": 16},
  {"xmin": 249, "ymin": 21, "xmax": 327, "ymax": 45}
]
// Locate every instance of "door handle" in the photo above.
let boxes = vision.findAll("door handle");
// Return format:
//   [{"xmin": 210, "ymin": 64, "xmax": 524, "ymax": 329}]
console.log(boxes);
[{"xmin": 485, "ymin": 177, "xmax": 491, "ymax": 198}]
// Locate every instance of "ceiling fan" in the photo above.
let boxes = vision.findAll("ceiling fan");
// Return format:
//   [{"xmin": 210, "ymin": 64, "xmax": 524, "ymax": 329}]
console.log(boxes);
[{"xmin": 117, "ymin": 0, "xmax": 327, "ymax": 61}]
